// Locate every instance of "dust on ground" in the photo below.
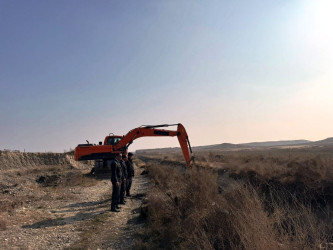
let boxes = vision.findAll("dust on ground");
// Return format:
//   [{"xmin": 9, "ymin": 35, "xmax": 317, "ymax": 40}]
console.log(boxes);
[{"xmin": 0, "ymin": 153, "xmax": 150, "ymax": 249}]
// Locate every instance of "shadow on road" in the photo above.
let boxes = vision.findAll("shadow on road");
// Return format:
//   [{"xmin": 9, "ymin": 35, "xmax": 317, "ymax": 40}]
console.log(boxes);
[
  {"xmin": 22, "ymin": 210, "xmax": 107, "ymax": 229},
  {"xmin": 22, "ymin": 199, "xmax": 110, "ymax": 229},
  {"xmin": 64, "ymin": 199, "xmax": 109, "ymax": 209}
]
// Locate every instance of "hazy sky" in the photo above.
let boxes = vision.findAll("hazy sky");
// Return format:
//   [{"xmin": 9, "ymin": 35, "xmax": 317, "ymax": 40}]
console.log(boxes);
[{"xmin": 1, "ymin": 0, "xmax": 333, "ymax": 152}]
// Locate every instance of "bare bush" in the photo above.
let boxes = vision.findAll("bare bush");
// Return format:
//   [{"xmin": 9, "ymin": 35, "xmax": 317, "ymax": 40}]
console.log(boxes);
[{"xmin": 137, "ymin": 150, "xmax": 333, "ymax": 250}]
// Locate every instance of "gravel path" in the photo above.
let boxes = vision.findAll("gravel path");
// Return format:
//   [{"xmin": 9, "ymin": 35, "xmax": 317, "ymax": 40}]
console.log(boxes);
[{"xmin": 0, "ymin": 164, "xmax": 150, "ymax": 249}]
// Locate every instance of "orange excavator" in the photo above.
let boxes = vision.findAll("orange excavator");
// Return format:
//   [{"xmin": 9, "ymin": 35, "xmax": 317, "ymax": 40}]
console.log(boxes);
[{"xmin": 74, "ymin": 123, "xmax": 194, "ymax": 171}]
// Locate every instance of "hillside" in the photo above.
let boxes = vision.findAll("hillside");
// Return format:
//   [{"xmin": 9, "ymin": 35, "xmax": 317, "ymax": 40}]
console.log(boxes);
[
  {"xmin": 136, "ymin": 137, "xmax": 332, "ymax": 154},
  {"xmin": 311, "ymin": 137, "xmax": 333, "ymax": 145}
]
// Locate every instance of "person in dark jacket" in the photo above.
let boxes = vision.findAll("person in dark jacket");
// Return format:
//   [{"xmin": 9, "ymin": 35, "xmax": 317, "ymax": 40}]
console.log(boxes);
[
  {"xmin": 126, "ymin": 152, "xmax": 135, "ymax": 197},
  {"xmin": 111, "ymin": 153, "xmax": 122, "ymax": 212},
  {"xmin": 119, "ymin": 155, "xmax": 128, "ymax": 204}
]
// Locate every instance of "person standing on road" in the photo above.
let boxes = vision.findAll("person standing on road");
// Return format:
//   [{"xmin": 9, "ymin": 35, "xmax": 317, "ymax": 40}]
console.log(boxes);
[
  {"xmin": 119, "ymin": 154, "xmax": 128, "ymax": 205},
  {"xmin": 111, "ymin": 153, "xmax": 122, "ymax": 212},
  {"xmin": 126, "ymin": 152, "xmax": 135, "ymax": 197}
]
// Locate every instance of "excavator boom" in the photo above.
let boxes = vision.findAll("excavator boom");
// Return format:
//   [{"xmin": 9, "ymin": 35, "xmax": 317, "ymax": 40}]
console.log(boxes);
[{"xmin": 74, "ymin": 123, "xmax": 194, "ymax": 167}]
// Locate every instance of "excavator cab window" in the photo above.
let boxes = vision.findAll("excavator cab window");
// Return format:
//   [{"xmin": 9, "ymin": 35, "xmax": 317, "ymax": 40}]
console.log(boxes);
[{"xmin": 106, "ymin": 137, "xmax": 121, "ymax": 145}]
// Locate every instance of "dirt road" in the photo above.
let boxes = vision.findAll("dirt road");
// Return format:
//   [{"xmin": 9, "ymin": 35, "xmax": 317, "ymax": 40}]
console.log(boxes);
[{"xmin": 0, "ymin": 164, "xmax": 150, "ymax": 249}]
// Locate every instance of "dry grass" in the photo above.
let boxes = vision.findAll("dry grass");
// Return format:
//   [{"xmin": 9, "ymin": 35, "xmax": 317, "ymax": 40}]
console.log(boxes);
[{"xmin": 137, "ymin": 148, "xmax": 333, "ymax": 249}]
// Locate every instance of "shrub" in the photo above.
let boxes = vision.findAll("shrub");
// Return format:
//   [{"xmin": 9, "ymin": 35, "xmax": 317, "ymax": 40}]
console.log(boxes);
[{"xmin": 137, "ymin": 157, "xmax": 333, "ymax": 250}]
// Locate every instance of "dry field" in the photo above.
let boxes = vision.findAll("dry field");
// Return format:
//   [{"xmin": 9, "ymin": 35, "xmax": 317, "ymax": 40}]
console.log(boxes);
[
  {"xmin": 0, "ymin": 151, "xmax": 149, "ymax": 249},
  {"xmin": 136, "ymin": 146, "xmax": 333, "ymax": 249},
  {"xmin": 1, "ymin": 147, "xmax": 332, "ymax": 249}
]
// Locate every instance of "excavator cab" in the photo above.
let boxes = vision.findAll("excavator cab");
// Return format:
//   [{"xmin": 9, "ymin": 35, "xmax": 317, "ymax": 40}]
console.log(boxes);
[
  {"xmin": 104, "ymin": 135, "xmax": 122, "ymax": 145},
  {"xmin": 88, "ymin": 135, "xmax": 120, "ymax": 176}
]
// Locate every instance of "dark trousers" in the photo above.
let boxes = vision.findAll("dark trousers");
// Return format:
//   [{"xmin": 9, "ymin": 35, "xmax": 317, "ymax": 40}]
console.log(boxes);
[
  {"xmin": 126, "ymin": 178, "xmax": 132, "ymax": 196},
  {"xmin": 119, "ymin": 180, "xmax": 126, "ymax": 203},
  {"xmin": 111, "ymin": 182, "xmax": 120, "ymax": 209}
]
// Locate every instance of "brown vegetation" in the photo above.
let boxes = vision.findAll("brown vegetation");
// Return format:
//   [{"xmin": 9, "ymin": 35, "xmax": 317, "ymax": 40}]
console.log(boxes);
[{"xmin": 137, "ymin": 148, "xmax": 333, "ymax": 249}]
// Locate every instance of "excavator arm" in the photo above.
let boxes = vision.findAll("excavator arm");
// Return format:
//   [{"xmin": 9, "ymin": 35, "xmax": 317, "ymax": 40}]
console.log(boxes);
[
  {"xmin": 114, "ymin": 123, "xmax": 193, "ymax": 166},
  {"xmin": 74, "ymin": 123, "xmax": 194, "ymax": 167}
]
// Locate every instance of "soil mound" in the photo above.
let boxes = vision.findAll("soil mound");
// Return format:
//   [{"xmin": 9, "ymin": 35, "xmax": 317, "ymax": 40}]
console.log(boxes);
[{"xmin": 0, "ymin": 151, "xmax": 83, "ymax": 170}]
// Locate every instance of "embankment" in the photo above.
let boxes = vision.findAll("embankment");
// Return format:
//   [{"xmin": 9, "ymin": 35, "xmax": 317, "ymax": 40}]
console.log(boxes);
[{"xmin": 0, "ymin": 151, "xmax": 86, "ymax": 170}]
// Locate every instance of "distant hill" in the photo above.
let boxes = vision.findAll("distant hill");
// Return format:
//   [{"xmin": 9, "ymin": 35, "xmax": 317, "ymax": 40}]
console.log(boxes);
[
  {"xmin": 241, "ymin": 140, "xmax": 310, "ymax": 147},
  {"xmin": 311, "ymin": 137, "xmax": 333, "ymax": 145},
  {"xmin": 136, "ymin": 138, "xmax": 333, "ymax": 154}
]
